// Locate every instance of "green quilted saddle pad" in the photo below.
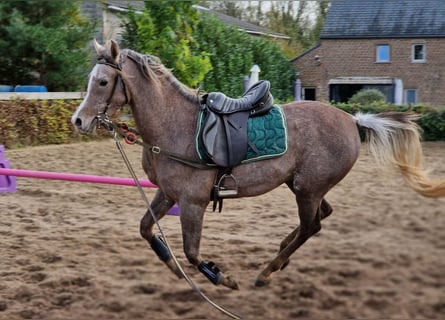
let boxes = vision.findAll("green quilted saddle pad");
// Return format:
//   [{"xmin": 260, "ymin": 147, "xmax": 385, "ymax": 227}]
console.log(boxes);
[{"xmin": 196, "ymin": 105, "xmax": 288, "ymax": 164}]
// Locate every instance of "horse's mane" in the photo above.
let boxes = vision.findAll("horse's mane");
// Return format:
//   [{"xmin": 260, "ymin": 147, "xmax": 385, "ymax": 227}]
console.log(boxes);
[{"xmin": 121, "ymin": 49, "xmax": 199, "ymax": 104}]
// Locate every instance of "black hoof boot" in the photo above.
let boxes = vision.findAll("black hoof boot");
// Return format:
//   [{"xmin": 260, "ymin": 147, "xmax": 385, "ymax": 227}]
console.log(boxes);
[
  {"xmin": 150, "ymin": 235, "xmax": 171, "ymax": 262},
  {"xmin": 198, "ymin": 261, "xmax": 223, "ymax": 285}
]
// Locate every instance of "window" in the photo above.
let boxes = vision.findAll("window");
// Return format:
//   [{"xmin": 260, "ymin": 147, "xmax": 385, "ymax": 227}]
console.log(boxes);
[
  {"xmin": 412, "ymin": 44, "xmax": 426, "ymax": 62},
  {"xmin": 302, "ymin": 87, "xmax": 316, "ymax": 100},
  {"xmin": 376, "ymin": 45, "xmax": 390, "ymax": 62},
  {"xmin": 405, "ymin": 89, "xmax": 417, "ymax": 104}
]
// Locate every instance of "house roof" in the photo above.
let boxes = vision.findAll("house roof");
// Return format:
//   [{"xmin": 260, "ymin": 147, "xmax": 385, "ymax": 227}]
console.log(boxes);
[
  {"xmin": 194, "ymin": 5, "xmax": 290, "ymax": 40},
  {"xmin": 321, "ymin": 0, "xmax": 445, "ymax": 39},
  {"xmin": 105, "ymin": 1, "xmax": 289, "ymax": 40}
]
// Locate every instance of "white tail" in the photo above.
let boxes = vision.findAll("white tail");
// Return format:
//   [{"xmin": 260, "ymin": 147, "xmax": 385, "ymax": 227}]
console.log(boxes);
[{"xmin": 354, "ymin": 112, "xmax": 445, "ymax": 198}]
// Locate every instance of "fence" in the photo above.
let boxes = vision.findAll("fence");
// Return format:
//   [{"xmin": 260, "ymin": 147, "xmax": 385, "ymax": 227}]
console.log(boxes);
[{"xmin": 0, "ymin": 92, "xmax": 85, "ymax": 100}]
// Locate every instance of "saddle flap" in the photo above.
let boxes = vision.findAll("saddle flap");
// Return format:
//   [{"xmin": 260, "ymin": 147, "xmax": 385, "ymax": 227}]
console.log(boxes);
[
  {"xmin": 201, "ymin": 112, "xmax": 226, "ymax": 162},
  {"xmin": 200, "ymin": 111, "xmax": 249, "ymax": 167},
  {"xmin": 197, "ymin": 80, "xmax": 281, "ymax": 168},
  {"xmin": 196, "ymin": 105, "xmax": 288, "ymax": 168}
]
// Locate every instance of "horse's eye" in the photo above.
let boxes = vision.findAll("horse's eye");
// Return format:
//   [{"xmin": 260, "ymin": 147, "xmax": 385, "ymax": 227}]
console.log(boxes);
[{"xmin": 99, "ymin": 79, "xmax": 108, "ymax": 86}]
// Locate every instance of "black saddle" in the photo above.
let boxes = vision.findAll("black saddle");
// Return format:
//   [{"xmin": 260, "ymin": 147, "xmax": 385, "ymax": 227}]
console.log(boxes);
[
  {"xmin": 199, "ymin": 80, "xmax": 274, "ymax": 168},
  {"xmin": 204, "ymin": 80, "xmax": 273, "ymax": 115}
]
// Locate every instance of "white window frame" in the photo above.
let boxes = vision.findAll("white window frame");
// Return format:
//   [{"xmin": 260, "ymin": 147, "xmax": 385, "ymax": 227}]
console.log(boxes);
[
  {"xmin": 376, "ymin": 44, "xmax": 390, "ymax": 63},
  {"xmin": 412, "ymin": 44, "xmax": 426, "ymax": 63}
]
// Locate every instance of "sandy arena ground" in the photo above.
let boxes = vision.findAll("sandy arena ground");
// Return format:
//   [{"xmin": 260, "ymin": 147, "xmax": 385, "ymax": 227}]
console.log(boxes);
[{"xmin": 0, "ymin": 140, "xmax": 444, "ymax": 319}]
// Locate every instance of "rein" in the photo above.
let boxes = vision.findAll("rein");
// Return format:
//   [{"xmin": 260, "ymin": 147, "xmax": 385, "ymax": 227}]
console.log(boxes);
[
  {"xmin": 93, "ymin": 61, "xmax": 242, "ymax": 319},
  {"xmin": 97, "ymin": 115, "xmax": 214, "ymax": 169},
  {"xmin": 101, "ymin": 118, "xmax": 242, "ymax": 320},
  {"xmin": 95, "ymin": 59, "xmax": 214, "ymax": 170}
]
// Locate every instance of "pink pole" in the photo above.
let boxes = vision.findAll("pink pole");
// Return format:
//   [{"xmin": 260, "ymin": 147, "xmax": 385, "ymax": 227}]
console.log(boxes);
[{"xmin": 0, "ymin": 168, "xmax": 157, "ymax": 188}]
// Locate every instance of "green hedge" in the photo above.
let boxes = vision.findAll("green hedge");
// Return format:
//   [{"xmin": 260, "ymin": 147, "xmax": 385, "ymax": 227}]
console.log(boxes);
[
  {"xmin": 1, "ymin": 100, "xmax": 444, "ymax": 149},
  {"xmin": 335, "ymin": 102, "xmax": 445, "ymax": 141},
  {"xmin": 0, "ymin": 99, "xmax": 109, "ymax": 149}
]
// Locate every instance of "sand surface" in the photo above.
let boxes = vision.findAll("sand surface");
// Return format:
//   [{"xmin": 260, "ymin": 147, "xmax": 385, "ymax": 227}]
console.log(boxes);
[{"xmin": 0, "ymin": 140, "xmax": 444, "ymax": 319}]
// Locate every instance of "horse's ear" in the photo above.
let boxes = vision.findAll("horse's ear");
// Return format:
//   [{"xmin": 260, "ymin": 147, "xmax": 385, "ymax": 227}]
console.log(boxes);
[
  {"xmin": 109, "ymin": 39, "xmax": 120, "ymax": 63},
  {"xmin": 93, "ymin": 38, "xmax": 103, "ymax": 54}
]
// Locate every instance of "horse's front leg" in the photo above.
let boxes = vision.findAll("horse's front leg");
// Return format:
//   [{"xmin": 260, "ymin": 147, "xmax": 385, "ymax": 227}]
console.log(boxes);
[
  {"xmin": 179, "ymin": 201, "xmax": 239, "ymax": 290},
  {"xmin": 139, "ymin": 189, "xmax": 182, "ymax": 277}
]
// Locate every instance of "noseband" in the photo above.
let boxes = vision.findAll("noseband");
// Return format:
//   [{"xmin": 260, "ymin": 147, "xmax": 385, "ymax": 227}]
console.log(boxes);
[{"xmin": 96, "ymin": 58, "xmax": 129, "ymax": 119}]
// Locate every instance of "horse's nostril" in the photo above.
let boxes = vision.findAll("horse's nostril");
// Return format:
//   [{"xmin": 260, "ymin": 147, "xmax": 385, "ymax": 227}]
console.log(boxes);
[{"xmin": 75, "ymin": 118, "xmax": 82, "ymax": 128}]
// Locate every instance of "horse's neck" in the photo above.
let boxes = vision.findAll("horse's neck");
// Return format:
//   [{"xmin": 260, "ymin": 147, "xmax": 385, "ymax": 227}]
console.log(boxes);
[{"xmin": 130, "ymin": 80, "xmax": 198, "ymax": 153}]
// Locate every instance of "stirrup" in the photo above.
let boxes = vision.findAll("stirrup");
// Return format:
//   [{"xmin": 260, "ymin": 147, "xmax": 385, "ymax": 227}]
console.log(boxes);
[{"xmin": 216, "ymin": 173, "xmax": 238, "ymax": 198}]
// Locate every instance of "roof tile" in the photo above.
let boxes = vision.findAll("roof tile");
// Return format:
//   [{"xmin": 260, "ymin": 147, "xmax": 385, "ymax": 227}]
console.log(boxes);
[{"xmin": 322, "ymin": 0, "xmax": 445, "ymax": 38}]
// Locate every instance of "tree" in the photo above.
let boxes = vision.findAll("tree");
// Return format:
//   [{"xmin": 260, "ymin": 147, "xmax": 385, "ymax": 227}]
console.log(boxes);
[
  {"xmin": 121, "ymin": 1, "xmax": 211, "ymax": 87},
  {"xmin": 195, "ymin": 15, "xmax": 296, "ymax": 101},
  {"xmin": 310, "ymin": 1, "xmax": 330, "ymax": 45},
  {"xmin": 202, "ymin": 1, "xmax": 331, "ymax": 58},
  {"xmin": 202, "ymin": 1, "xmax": 244, "ymax": 19},
  {"xmin": 121, "ymin": 1, "xmax": 295, "ymax": 100},
  {"xmin": 0, "ymin": 0, "xmax": 94, "ymax": 91}
]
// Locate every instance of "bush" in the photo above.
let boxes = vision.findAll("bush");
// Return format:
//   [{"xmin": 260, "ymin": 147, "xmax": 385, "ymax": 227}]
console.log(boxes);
[
  {"xmin": 195, "ymin": 15, "xmax": 296, "ymax": 101},
  {"xmin": 0, "ymin": 99, "xmax": 109, "ymax": 148},
  {"xmin": 417, "ymin": 108, "xmax": 445, "ymax": 141},
  {"xmin": 2, "ymin": 99, "xmax": 443, "ymax": 149},
  {"xmin": 348, "ymin": 89, "xmax": 386, "ymax": 105},
  {"xmin": 335, "ymin": 102, "xmax": 445, "ymax": 141}
]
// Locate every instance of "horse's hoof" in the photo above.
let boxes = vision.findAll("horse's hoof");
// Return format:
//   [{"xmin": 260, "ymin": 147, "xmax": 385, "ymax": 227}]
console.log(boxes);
[
  {"xmin": 221, "ymin": 275, "xmax": 239, "ymax": 290},
  {"xmin": 255, "ymin": 276, "xmax": 271, "ymax": 287},
  {"xmin": 166, "ymin": 259, "xmax": 183, "ymax": 279}
]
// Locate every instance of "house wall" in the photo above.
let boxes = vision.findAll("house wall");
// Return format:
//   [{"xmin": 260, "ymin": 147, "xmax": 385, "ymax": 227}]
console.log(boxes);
[{"xmin": 293, "ymin": 38, "xmax": 445, "ymax": 106}]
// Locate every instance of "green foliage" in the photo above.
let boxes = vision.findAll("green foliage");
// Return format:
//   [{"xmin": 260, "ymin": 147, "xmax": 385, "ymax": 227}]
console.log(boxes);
[
  {"xmin": 335, "ymin": 102, "xmax": 445, "ymax": 141},
  {"xmin": 121, "ymin": 3, "xmax": 295, "ymax": 100},
  {"xmin": 417, "ymin": 108, "xmax": 445, "ymax": 141},
  {"xmin": 121, "ymin": 1, "xmax": 211, "ymax": 87},
  {"xmin": 348, "ymin": 89, "xmax": 386, "ymax": 105},
  {"xmin": 0, "ymin": 99, "xmax": 108, "ymax": 148},
  {"xmin": 2, "ymin": 99, "xmax": 442, "ymax": 149},
  {"xmin": 202, "ymin": 0, "xmax": 329, "ymax": 58},
  {"xmin": 249, "ymin": 37, "xmax": 296, "ymax": 101},
  {"xmin": 195, "ymin": 15, "xmax": 296, "ymax": 101},
  {"xmin": 0, "ymin": 0, "xmax": 94, "ymax": 91},
  {"xmin": 194, "ymin": 16, "xmax": 253, "ymax": 95}
]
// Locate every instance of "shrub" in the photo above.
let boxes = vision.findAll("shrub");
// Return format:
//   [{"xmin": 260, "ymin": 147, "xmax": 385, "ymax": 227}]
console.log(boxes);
[
  {"xmin": 348, "ymin": 89, "xmax": 386, "ymax": 105},
  {"xmin": 1, "ymin": 99, "xmax": 443, "ymax": 149},
  {"xmin": 0, "ymin": 99, "xmax": 109, "ymax": 148},
  {"xmin": 417, "ymin": 108, "xmax": 445, "ymax": 141}
]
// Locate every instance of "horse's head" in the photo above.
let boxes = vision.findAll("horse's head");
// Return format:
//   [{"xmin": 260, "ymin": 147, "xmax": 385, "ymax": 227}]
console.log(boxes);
[{"xmin": 71, "ymin": 39, "xmax": 128, "ymax": 133}]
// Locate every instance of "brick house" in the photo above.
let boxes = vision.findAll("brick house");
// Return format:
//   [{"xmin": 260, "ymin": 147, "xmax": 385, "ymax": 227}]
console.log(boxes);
[
  {"xmin": 292, "ymin": 0, "xmax": 445, "ymax": 106},
  {"xmin": 81, "ymin": 1, "xmax": 289, "ymax": 43}
]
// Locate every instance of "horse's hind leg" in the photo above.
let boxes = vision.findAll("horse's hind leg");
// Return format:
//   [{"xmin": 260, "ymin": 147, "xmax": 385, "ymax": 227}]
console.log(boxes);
[
  {"xmin": 255, "ymin": 195, "xmax": 324, "ymax": 287},
  {"xmin": 279, "ymin": 197, "xmax": 333, "ymax": 270},
  {"xmin": 139, "ymin": 189, "xmax": 181, "ymax": 277}
]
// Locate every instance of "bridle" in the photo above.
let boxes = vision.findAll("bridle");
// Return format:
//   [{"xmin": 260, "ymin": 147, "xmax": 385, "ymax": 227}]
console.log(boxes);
[
  {"xmin": 93, "ymin": 56, "xmax": 214, "ymax": 170},
  {"xmin": 95, "ymin": 57, "xmax": 129, "ymax": 119}
]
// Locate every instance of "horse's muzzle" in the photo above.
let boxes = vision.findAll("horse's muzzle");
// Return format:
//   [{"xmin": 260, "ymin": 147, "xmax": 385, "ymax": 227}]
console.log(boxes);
[{"xmin": 72, "ymin": 116, "xmax": 97, "ymax": 133}]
